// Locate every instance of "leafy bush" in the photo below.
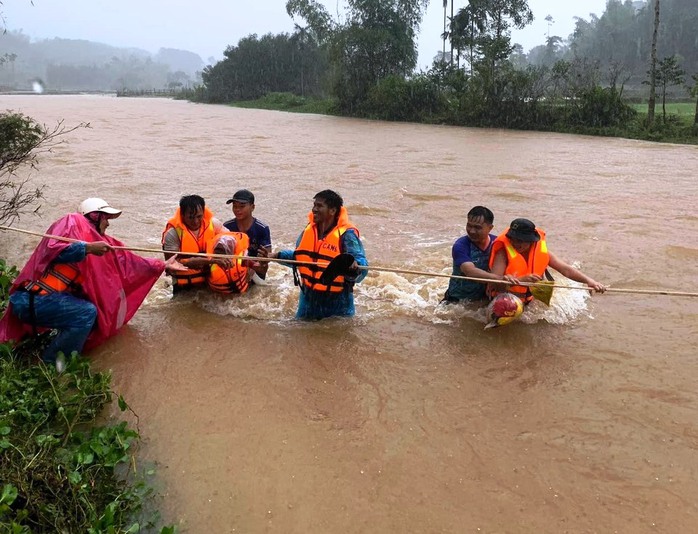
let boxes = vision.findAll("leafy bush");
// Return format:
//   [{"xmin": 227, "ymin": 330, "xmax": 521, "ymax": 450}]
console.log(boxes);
[
  {"xmin": 364, "ymin": 75, "xmax": 447, "ymax": 123},
  {"xmin": 231, "ymin": 92, "xmax": 336, "ymax": 114},
  {"xmin": 567, "ymin": 86, "xmax": 637, "ymax": 128},
  {"xmin": 0, "ymin": 259, "xmax": 18, "ymax": 311},
  {"xmin": 0, "ymin": 112, "xmax": 87, "ymax": 225},
  {"xmin": 0, "ymin": 350, "xmax": 174, "ymax": 533}
]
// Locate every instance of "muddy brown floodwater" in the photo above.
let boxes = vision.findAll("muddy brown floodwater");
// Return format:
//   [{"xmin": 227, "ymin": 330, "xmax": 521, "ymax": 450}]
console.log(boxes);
[{"xmin": 1, "ymin": 95, "xmax": 697, "ymax": 533}]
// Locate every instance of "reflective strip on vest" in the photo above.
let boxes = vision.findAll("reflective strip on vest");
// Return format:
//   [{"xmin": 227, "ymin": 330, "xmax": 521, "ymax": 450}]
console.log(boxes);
[
  {"xmin": 295, "ymin": 225, "xmax": 350, "ymax": 293},
  {"xmin": 163, "ymin": 208, "xmax": 216, "ymax": 287},
  {"xmin": 26, "ymin": 263, "xmax": 82, "ymax": 295},
  {"xmin": 208, "ymin": 264, "xmax": 249, "ymax": 294},
  {"xmin": 489, "ymin": 230, "xmax": 549, "ymax": 303}
]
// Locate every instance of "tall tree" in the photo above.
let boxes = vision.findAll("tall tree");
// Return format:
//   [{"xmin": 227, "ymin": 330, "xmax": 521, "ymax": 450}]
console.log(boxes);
[
  {"xmin": 287, "ymin": 0, "xmax": 429, "ymax": 114},
  {"xmin": 647, "ymin": 0, "xmax": 660, "ymax": 125},
  {"xmin": 286, "ymin": 0, "xmax": 335, "ymax": 44},
  {"xmin": 450, "ymin": 1, "xmax": 487, "ymax": 73},
  {"xmin": 443, "ymin": 0, "xmax": 448, "ymax": 60},
  {"xmin": 461, "ymin": 0, "xmax": 533, "ymax": 101},
  {"xmin": 544, "ymin": 14, "xmax": 553, "ymax": 39},
  {"xmin": 690, "ymin": 73, "xmax": 698, "ymax": 125},
  {"xmin": 655, "ymin": 55, "xmax": 685, "ymax": 122},
  {"xmin": 450, "ymin": 0, "xmax": 454, "ymax": 65}
]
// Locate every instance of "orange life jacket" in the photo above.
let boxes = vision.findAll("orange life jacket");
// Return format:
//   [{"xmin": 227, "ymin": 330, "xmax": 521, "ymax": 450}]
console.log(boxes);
[
  {"xmin": 294, "ymin": 207, "xmax": 358, "ymax": 293},
  {"xmin": 162, "ymin": 207, "xmax": 216, "ymax": 287},
  {"xmin": 206, "ymin": 232, "xmax": 251, "ymax": 294},
  {"xmin": 25, "ymin": 262, "xmax": 84, "ymax": 296},
  {"xmin": 488, "ymin": 229, "xmax": 549, "ymax": 303}
]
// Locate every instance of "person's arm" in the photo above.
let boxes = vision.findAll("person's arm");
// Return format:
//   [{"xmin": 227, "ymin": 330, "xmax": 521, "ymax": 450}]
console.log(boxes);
[
  {"xmin": 162, "ymin": 228, "xmax": 181, "ymax": 262},
  {"xmin": 272, "ymin": 232, "xmax": 302, "ymax": 267},
  {"xmin": 55, "ymin": 242, "xmax": 87, "ymax": 263},
  {"xmin": 212, "ymin": 218, "xmax": 224, "ymax": 235},
  {"xmin": 162, "ymin": 228, "xmax": 229, "ymax": 270},
  {"xmin": 490, "ymin": 248, "xmax": 542, "ymax": 284},
  {"xmin": 460, "ymin": 261, "xmax": 518, "ymax": 284},
  {"xmin": 548, "ymin": 252, "xmax": 607, "ymax": 293},
  {"xmin": 253, "ymin": 226, "xmax": 272, "ymax": 277},
  {"xmin": 342, "ymin": 229, "xmax": 368, "ymax": 283},
  {"xmin": 452, "ymin": 240, "xmax": 516, "ymax": 285},
  {"xmin": 184, "ymin": 255, "xmax": 230, "ymax": 270},
  {"xmin": 55, "ymin": 241, "xmax": 112, "ymax": 263}
]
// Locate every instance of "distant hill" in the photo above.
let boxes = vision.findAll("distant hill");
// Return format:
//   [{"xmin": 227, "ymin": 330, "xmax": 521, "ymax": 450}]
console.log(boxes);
[
  {"xmin": 0, "ymin": 30, "xmax": 204, "ymax": 92},
  {"xmin": 155, "ymin": 48, "xmax": 204, "ymax": 76}
]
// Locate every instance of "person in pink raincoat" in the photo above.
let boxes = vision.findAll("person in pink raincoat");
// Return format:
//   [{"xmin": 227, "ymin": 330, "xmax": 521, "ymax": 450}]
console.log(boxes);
[{"xmin": 0, "ymin": 198, "xmax": 165, "ymax": 371}]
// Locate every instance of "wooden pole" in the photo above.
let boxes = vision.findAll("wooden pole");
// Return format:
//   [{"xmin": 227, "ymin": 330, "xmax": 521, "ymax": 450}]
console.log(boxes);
[{"xmin": 2, "ymin": 224, "xmax": 697, "ymax": 298}]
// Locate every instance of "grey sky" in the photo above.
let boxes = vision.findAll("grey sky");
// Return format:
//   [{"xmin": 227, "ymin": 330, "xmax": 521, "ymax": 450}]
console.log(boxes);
[{"xmin": 2, "ymin": 0, "xmax": 608, "ymax": 67}]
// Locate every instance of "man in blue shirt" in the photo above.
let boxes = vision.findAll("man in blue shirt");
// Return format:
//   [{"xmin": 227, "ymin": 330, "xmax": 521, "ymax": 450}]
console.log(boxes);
[
  {"xmin": 443, "ymin": 205, "xmax": 517, "ymax": 303},
  {"xmin": 273, "ymin": 190, "xmax": 368, "ymax": 320},
  {"xmin": 223, "ymin": 189, "xmax": 272, "ymax": 279}
]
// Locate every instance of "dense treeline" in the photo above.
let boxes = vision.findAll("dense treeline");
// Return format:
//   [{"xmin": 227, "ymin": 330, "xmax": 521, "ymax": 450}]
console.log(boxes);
[
  {"xmin": 201, "ymin": 32, "xmax": 327, "ymax": 102},
  {"xmin": 197, "ymin": 0, "xmax": 427, "ymax": 114},
  {"xmin": 0, "ymin": 30, "xmax": 204, "ymax": 91},
  {"xmin": 192, "ymin": 0, "xmax": 697, "ymax": 141},
  {"xmin": 526, "ymin": 0, "xmax": 698, "ymax": 91}
]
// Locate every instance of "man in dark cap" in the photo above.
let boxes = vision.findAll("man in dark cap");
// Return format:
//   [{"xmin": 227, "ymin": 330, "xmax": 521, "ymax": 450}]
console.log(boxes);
[
  {"xmin": 488, "ymin": 218, "xmax": 606, "ymax": 303},
  {"xmin": 223, "ymin": 189, "xmax": 272, "ymax": 279}
]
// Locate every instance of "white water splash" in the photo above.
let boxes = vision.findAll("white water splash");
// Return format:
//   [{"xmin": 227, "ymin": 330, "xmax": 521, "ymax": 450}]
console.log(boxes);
[{"xmin": 142, "ymin": 259, "xmax": 593, "ymax": 327}]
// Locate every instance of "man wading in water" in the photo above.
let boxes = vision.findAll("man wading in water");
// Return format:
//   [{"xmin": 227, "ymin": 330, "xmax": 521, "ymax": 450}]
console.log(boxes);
[
  {"xmin": 223, "ymin": 189, "xmax": 272, "ymax": 281},
  {"xmin": 443, "ymin": 205, "xmax": 519, "ymax": 303},
  {"xmin": 272, "ymin": 190, "xmax": 368, "ymax": 320},
  {"xmin": 162, "ymin": 195, "xmax": 230, "ymax": 293}
]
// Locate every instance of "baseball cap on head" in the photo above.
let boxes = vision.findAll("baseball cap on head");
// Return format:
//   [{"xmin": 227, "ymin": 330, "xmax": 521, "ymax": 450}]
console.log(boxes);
[
  {"xmin": 506, "ymin": 218, "xmax": 539, "ymax": 242},
  {"xmin": 78, "ymin": 198, "xmax": 122, "ymax": 218},
  {"xmin": 226, "ymin": 189, "xmax": 255, "ymax": 205}
]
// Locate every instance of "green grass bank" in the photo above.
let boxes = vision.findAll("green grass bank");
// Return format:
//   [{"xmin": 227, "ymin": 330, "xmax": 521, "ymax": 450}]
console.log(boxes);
[{"xmin": 223, "ymin": 92, "xmax": 698, "ymax": 145}]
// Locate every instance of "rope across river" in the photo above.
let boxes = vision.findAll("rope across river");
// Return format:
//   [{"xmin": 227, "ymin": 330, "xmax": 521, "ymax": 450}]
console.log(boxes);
[{"xmin": 2, "ymin": 224, "xmax": 697, "ymax": 298}]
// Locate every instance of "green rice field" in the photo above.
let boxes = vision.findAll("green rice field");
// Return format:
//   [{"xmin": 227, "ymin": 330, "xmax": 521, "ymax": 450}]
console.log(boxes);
[{"xmin": 632, "ymin": 101, "xmax": 696, "ymax": 122}]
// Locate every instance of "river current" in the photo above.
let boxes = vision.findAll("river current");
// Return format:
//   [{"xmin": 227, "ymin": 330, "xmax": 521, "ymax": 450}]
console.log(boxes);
[{"xmin": 1, "ymin": 95, "xmax": 697, "ymax": 533}]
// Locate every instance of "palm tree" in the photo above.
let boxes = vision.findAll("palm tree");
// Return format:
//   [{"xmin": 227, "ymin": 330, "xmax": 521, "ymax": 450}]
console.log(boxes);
[
  {"xmin": 450, "ymin": 0, "xmax": 455, "ymax": 65},
  {"xmin": 647, "ymin": 0, "xmax": 660, "ymax": 125},
  {"xmin": 452, "ymin": 2, "xmax": 486, "ymax": 75},
  {"xmin": 443, "ymin": 0, "xmax": 448, "ymax": 61}
]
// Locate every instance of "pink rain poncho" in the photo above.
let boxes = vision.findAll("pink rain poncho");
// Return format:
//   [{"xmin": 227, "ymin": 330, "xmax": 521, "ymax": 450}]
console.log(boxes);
[{"xmin": 0, "ymin": 213, "xmax": 165, "ymax": 350}]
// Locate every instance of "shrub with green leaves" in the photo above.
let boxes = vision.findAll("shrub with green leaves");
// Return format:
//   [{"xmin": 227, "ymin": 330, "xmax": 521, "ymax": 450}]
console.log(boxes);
[
  {"xmin": 0, "ymin": 259, "xmax": 18, "ymax": 311},
  {"xmin": 0, "ymin": 353, "xmax": 174, "ymax": 532}
]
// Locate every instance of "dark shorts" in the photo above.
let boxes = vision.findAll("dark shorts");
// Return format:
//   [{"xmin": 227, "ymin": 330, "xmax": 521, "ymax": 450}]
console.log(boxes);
[{"xmin": 440, "ymin": 290, "xmax": 489, "ymax": 305}]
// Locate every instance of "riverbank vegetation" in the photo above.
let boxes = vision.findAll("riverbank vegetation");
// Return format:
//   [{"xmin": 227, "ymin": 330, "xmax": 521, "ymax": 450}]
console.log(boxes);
[
  {"xmin": 183, "ymin": 0, "xmax": 697, "ymax": 144},
  {"xmin": 229, "ymin": 92, "xmax": 336, "ymax": 115}
]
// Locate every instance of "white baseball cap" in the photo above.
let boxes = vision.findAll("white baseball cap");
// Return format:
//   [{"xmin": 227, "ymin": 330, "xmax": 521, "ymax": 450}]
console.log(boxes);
[{"xmin": 78, "ymin": 198, "xmax": 122, "ymax": 218}]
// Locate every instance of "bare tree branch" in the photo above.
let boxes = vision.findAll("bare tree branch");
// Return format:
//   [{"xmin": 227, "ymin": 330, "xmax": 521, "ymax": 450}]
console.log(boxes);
[{"xmin": 0, "ymin": 112, "xmax": 89, "ymax": 224}]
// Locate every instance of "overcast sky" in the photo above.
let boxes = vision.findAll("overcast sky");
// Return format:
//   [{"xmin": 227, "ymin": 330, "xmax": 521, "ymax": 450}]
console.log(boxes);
[{"xmin": 2, "ymin": 0, "xmax": 609, "ymax": 67}]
